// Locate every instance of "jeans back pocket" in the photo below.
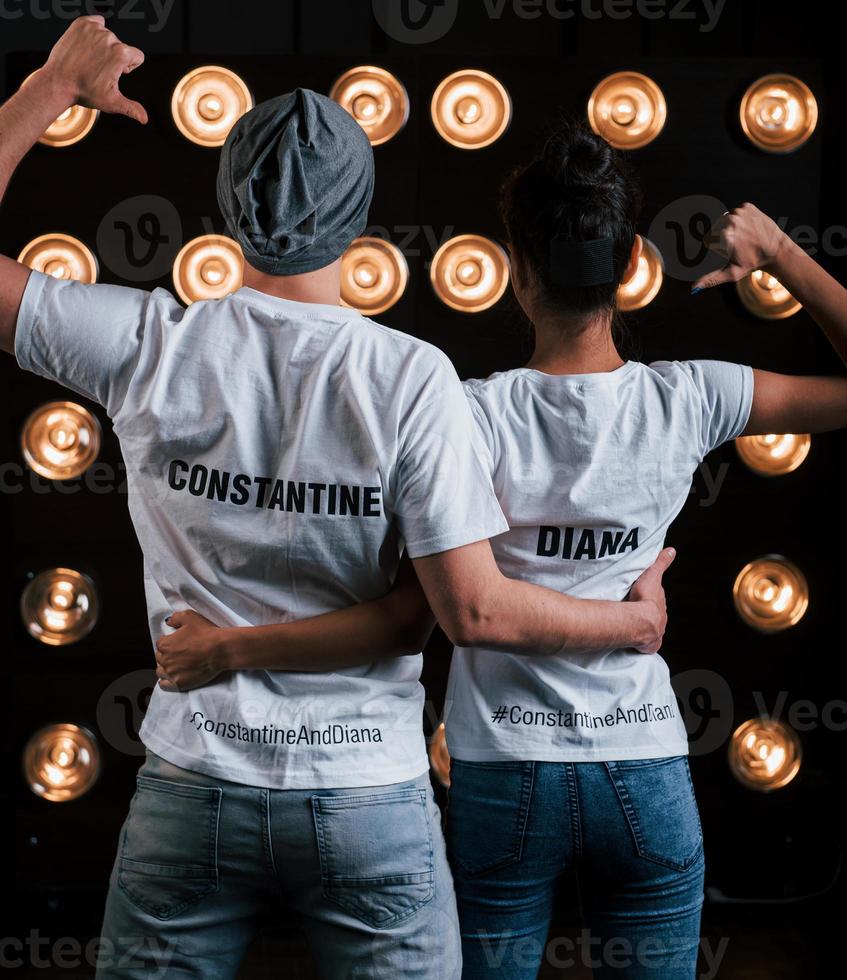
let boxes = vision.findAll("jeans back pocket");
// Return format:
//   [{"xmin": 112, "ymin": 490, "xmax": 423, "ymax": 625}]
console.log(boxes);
[
  {"xmin": 445, "ymin": 760, "xmax": 534, "ymax": 877},
  {"xmin": 311, "ymin": 787, "xmax": 435, "ymax": 929},
  {"xmin": 118, "ymin": 775, "xmax": 221, "ymax": 920},
  {"xmin": 606, "ymin": 757, "xmax": 703, "ymax": 872}
]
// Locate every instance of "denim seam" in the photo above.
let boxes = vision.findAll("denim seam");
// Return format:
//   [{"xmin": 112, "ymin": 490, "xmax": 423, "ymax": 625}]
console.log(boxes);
[
  {"xmin": 567, "ymin": 762, "xmax": 583, "ymax": 860},
  {"xmin": 261, "ymin": 789, "xmax": 279, "ymax": 878},
  {"xmin": 516, "ymin": 763, "xmax": 535, "ymax": 863}
]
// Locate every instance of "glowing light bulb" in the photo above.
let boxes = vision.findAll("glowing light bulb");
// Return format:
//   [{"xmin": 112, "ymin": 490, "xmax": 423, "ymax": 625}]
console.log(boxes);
[
  {"xmin": 429, "ymin": 722, "xmax": 451, "ymax": 788},
  {"xmin": 172, "ymin": 235, "xmax": 243, "ymax": 304},
  {"xmin": 21, "ymin": 568, "xmax": 99, "ymax": 647},
  {"xmin": 733, "ymin": 556, "xmax": 808, "ymax": 633},
  {"xmin": 728, "ymin": 718, "xmax": 801, "ymax": 791},
  {"xmin": 341, "ymin": 237, "xmax": 409, "ymax": 316},
  {"xmin": 330, "ymin": 67, "xmax": 409, "ymax": 146},
  {"xmin": 21, "ymin": 401, "xmax": 101, "ymax": 480},
  {"xmin": 23, "ymin": 724, "xmax": 101, "ymax": 802},
  {"xmin": 737, "ymin": 270, "xmax": 801, "ymax": 320},
  {"xmin": 431, "ymin": 70, "xmax": 511, "ymax": 150},
  {"xmin": 18, "ymin": 234, "xmax": 98, "ymax": 284},
  {"xmin": 588, "ymin": 72, "xmax": 667, "ymax": 150},
  {"xmin": 431, "ymin": 235, "xmax": 510, "ymax": 313},
  {"xmin": 172, "ymin": 66, "xmax": 253, "ymax": 147},
  {"xmin": 740, "ymin": 75, "xmax": 818, "ymax": 153},
  {"xmin": 736, "ymin": 433, "xmax": 810, "ymax": 476}
]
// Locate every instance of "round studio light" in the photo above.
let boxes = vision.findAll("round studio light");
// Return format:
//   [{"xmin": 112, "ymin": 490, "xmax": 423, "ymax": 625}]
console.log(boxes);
[
  {"xmin": 736, "ymin": 270, "xmax": 801, "ymax": 320},
  {"xmin": 18, "ymin": 234, "xmax": 98, "ymax": 284},
  {"xmin": 330, "ymin": 66, "xmax": 409, "ymax": 146},
  {"xmin": 588, "ymin": 71, "xmax": 667, "ymax": 150},
  {"xmin": 23, "ymin": 72, "xmax": 99, "ymax": 147},
  {"xmin": 172, "ymin": 66, "xmax": 253, "ymax": 147},
  {"xmin": 23, "ymin": 723, "xmax": 101, "ymax": 802},
  {"xmin": 431, "ymin": 70, "xmax": 512, "ymax": 150},
  {"xmin": 21, "ymin": 401, "xmax": 101, "ymax": 481},
  {"xmin": 341, "ymin": 237, "xmax": 409, "ymax": 316},
  {"xmin": 173, "ymin": 235, "xmax": 243, "ymax": 304},
  {"xmin": 431, "ymin": 234, "xmax": 510, "ymax": 313},
  {"xmin": 733, "ymin": 556, "xmax": 808, "ymax": 633},
  {"xmin": 728, "ymin": 718, "xmax": 802, "ymax": 792},
  {"xmin": 736, "ymin": 433, "xmax": 811, "ymax": 477},
  {"xmin": 21, "ymin": 568, "xmax": 99, "ymax": 647},
  {"xmin": 617, "ymin": 236, "xmax": 663, "ymax": 311},
  {"xmin": 740, "ymin": 74, "xmax": 818, "ymax": 154},
  {"xmin": 429, "ymin": 722, "xmax": 451, "ymax": 788}
]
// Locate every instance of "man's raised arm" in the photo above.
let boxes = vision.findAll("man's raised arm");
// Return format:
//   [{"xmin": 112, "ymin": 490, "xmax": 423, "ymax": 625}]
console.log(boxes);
[{"xmin": 0, "ymin": 15, "xmax": 147, "ymax": 354}]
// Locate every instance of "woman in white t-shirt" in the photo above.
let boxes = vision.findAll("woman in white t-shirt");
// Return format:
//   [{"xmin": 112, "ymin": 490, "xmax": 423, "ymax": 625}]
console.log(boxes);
[{"xmin": 158, "ymin": 126, "xmax": 847, "ymax": 979}]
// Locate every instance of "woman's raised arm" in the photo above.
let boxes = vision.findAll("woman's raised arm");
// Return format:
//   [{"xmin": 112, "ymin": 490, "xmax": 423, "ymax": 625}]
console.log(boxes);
[{"xmin": 693, "ymin": 203, "xmax": 847, "ymax": 435}]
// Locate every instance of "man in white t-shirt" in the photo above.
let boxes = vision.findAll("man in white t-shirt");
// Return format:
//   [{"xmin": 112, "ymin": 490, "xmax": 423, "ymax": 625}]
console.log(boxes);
[{"xmin": 0, "ymin": 19, "xmax": 672, "ymax": 979}]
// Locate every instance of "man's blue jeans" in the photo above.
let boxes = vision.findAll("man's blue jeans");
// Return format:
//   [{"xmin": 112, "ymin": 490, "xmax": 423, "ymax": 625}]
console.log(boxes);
[
  {"xmin": 445, "ymin": 757, "xmax": 705, "ymax": 979},
  {"xmin": 96, "ymin": 751, "xmax": 461, "ymax": 979}
]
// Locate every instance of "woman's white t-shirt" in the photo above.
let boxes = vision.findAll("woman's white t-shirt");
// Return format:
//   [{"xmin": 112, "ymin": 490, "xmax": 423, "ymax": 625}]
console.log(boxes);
[{"xmin": 445, "ymin": 359, "xmax": 754, "ymax": 763}]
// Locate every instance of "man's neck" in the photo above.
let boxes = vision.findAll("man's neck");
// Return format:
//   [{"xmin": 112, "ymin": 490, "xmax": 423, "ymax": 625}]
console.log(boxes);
[{"xmin": 241, "ymin": 259, "xmax": 343, "ymax": 306}]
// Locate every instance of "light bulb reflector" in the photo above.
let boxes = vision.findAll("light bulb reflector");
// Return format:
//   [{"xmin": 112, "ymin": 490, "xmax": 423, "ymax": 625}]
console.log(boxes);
[
  {"xmin": 21, "ymin": 568, "xmax": 99, "ymax": 647},
  {"xmin": 431, "ymin": 234, "xmax": 510, "ymax": 313},
  {"xmin": 431, "ymin": 70, "xmax": 512, "ymax": 149},
  {"xmin": 729, "ymin": 718, "xmax": 801, "ymax": 791},
  {"xmin": 23, "ymin": 723, "xmax": 101, "ymax": 802},
  {"xmin": 21, "ymin": 401, "xmax": 101, "ymax": 481},
  {"xmin": 733, "ymin": 555, "xmax": 808, "ymax": 633},
  {"xmin": 172, "ymin": 66, "xmax": 253, "ymax": 147},
  {"xmin": 588, "ymin": 72, "xmax": 667, "ymax": 150}
]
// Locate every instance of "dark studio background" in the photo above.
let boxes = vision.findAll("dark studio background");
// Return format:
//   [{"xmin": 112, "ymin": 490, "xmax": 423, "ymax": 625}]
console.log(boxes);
[{"xmin": 3, "ymin": 0, "xmax": 847, "ymax": 976}]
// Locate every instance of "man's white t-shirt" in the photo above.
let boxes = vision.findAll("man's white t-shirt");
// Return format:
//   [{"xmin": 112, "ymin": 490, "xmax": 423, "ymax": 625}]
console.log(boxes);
[
  {"xmin": 445, "ymin": 359, "xmax": 754, "ymax": 763},
  {"xmin": 16, "ymin": 272, "xmax": 508, "ymax": 789}
]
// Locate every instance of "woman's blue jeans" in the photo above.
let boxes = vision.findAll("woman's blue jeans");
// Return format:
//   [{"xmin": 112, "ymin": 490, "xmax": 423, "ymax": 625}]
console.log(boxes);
[{"xmin": 445, "ymin": 757, "xmax": 705, "ymax": 979}]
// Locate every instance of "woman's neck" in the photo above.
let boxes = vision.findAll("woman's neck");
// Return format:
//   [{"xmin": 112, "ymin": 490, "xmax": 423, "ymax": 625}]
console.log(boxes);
[{"xmin": 526, "ymin": 310, "xmax": 625, "ymax": 376}]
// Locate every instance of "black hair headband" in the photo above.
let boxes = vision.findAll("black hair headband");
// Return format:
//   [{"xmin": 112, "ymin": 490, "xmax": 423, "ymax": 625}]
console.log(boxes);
[{"xmin": 549, "ymin": 236, "xmax": 615, "ymax": 288}]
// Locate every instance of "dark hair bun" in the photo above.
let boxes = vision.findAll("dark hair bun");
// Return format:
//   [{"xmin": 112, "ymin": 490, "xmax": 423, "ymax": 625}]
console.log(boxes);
[
  {"xmin": 542, "ymin": 124, "xmax": 616, "ymax": 189},
  {"xmin": 500, "ymin": 117, "xmax": 642, "ymax": 318}
]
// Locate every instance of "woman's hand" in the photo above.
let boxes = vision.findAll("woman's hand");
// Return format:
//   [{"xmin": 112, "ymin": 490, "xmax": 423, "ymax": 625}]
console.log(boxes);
[
  {"xmin": 692, "ymin": 203, "xmax": 791, "ymax": 292},
  {"xmin": 155, "ymin": 610, "xmax": 233, "ymax": 692}
]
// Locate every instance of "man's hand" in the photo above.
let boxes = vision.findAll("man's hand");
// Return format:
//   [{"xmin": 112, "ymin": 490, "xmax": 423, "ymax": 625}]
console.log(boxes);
[
  {"xmin": 627, "ymin": 547, "xmax": 676, "ymax": 654},
  {"xmin": 155, "ymin": 610, "xmax": 232, "ymax": 692},
  {"xmin": 691, "ymin": 203, "xmax": 790, "ymax": 293},
  {"xmin": 38, "ymin": 15, "xmax": 147, "ymax": 124}
]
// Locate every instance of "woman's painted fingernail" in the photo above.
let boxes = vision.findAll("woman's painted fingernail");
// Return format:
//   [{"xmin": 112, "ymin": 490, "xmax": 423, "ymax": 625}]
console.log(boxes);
[{"xmin": 690, "ymin": 286, "xmax": 703, "ymax": 296}]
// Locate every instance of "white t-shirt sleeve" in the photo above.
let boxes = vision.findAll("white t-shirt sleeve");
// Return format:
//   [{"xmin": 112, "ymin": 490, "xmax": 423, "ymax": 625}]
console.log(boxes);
[
  {"xmin": 678, "ymin": 359, "xmax": 755, "ymax": 457},
  {"xmin": 463, "ymin": 383, "xmax": 499, "ymax": 475},
  {"xmin": 15, "ymin": 270, "xmax": 167, "ymax": 418},
  {"xmin": 393, "ymin": 356, "xmax": 509, "ymax": 559}
]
